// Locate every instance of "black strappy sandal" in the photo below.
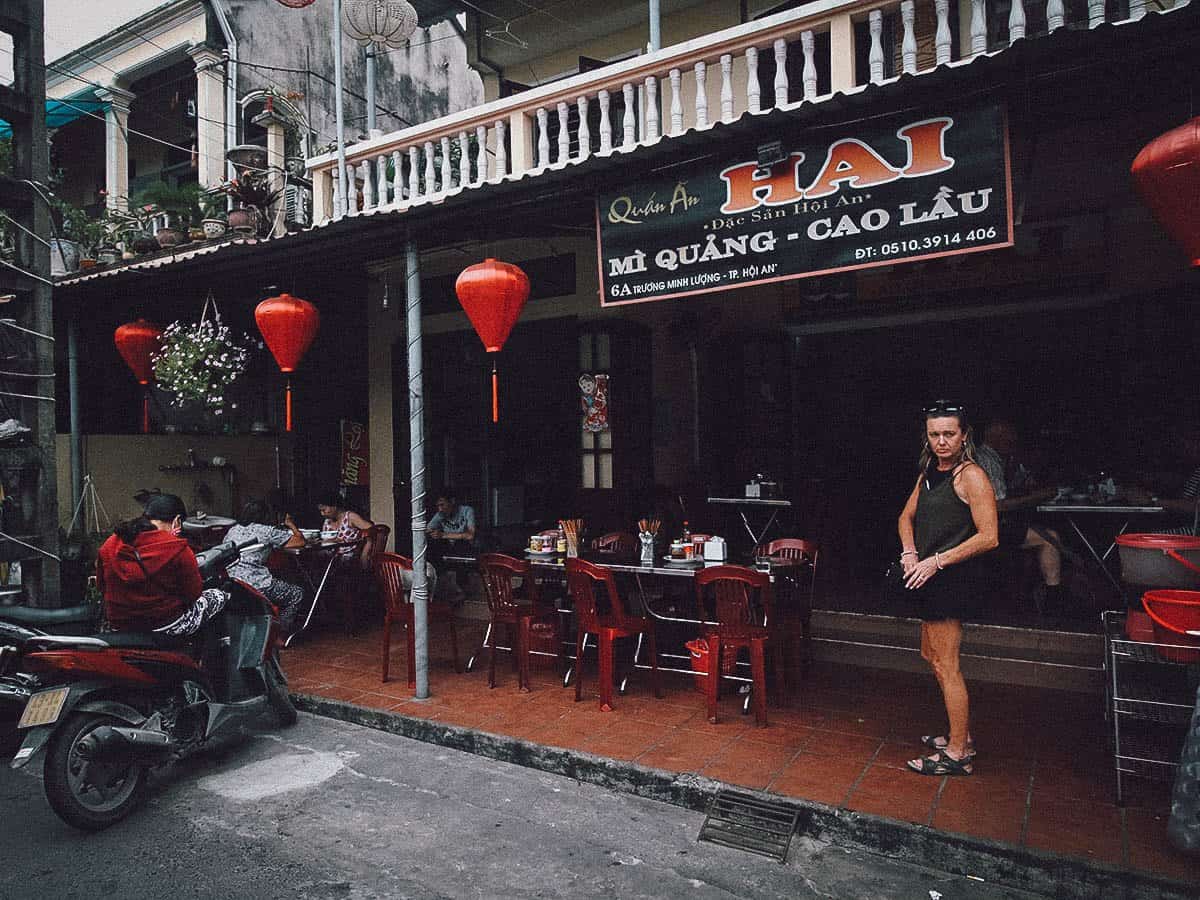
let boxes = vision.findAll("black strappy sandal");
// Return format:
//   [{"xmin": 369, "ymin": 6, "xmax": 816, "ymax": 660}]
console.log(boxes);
[
  {"xmin": 921, "ymin": 735, "xmax": 976, "ymax": 756},
  {"xmin": 907, "ymin": 750, "xmax": 974, "ymax": 776}
]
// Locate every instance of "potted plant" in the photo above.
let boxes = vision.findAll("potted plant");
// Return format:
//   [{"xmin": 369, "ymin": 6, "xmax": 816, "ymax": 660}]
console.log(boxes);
[
  {"xmin": 153, "ymin": 300, "xmax": 250, "ymax": 416},
  {"xmin": 200, "ymin": 193, "xmax": 228, "ymax": 240},
  {"xmin": 137, "ymin": 182, "xmax": 203, "ymax": 248},
  {"xmin": 212, "ymin": 171, "xmax": 282, "ymax": 236},
  {"xmin": 106, "ymin": 203, "xmax": 162, "ymax": 255}
]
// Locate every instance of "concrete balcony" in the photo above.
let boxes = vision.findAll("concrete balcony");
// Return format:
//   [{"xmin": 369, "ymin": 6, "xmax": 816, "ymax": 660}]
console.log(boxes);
[{"xmin": 306, "ymin": 0, "xmax": 1186, "ymax": 226}]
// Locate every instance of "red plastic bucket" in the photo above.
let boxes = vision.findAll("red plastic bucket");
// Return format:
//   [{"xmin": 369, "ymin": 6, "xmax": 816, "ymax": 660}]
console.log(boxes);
[
  {"xmin": 685, "ymin": 638, "xmax": 737, "ymax": 692},
  {"xmin": 1115, "ymin": 534, "xmax": 1200, "ymax": 590},
  {"xmin": 1141, "ymin": 589, "xmax": 1200, "ymax": 663}
]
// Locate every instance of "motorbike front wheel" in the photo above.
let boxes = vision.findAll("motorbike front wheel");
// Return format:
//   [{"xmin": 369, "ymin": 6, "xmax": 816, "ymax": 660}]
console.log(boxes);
[
  {"xmin": 43, "ymin": 712, "xmax": 146, "ymax": 831},
  {"xmin": 264, "ymin": 654, "xmax": 298, "ymax": 728}
]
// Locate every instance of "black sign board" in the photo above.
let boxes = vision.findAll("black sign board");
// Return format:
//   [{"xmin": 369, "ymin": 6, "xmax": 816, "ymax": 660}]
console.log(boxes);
[{"xmin": 596, "ymin": 104, "xmax": 1012, "ymax": 307}]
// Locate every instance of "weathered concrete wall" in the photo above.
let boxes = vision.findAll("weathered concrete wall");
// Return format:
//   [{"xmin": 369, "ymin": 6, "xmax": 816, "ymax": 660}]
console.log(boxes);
[
  {"xmin": 228, "ymin": 2, "xmax": 482, "ymax": 146},
  {"xmin": 55, "ymin": 434, "xmax": 297, "ymax": 528}
]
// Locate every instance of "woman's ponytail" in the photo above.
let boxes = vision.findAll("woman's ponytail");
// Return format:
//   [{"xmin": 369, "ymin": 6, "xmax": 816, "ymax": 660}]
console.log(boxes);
[{"xmin": 113, "ymin": 516, "xmax": 154, "ymax": 545}]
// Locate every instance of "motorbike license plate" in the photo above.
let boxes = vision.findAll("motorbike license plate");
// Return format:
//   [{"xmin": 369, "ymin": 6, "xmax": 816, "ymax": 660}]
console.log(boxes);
[{"xmin": 18, "ymin": 687, "xmax": 69, "ymax": 729}]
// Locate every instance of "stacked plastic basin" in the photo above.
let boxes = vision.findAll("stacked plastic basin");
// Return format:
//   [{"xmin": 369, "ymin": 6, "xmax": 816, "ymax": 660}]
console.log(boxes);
[
  {"xmin": 1115, "ymin": 534, "xmax": 1200, "ymax": 853},
  {"xmin": 1115, "ymin": 534, "xmax": 1200, "ymax": 659}
]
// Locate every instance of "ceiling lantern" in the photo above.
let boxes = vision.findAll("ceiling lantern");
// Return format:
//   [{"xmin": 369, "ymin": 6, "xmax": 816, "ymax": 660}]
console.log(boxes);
[
  {"xmin": 1131, "ymin": 117, "xmax": 1200, "ymax": 268},
  {"xmin": 342, "ymin": 0, "xmax": 420, "ymax": 48},
  {"xmin": 255, "ymin": 293, "xmax": 320, "ymax": 431},
  {"xmin": 455, "ymin": 259, "xmax": 531, "ymax": 423},
  {"xmin": 114, "ymin": 320, "xmax": 163, "ymax": 433}
]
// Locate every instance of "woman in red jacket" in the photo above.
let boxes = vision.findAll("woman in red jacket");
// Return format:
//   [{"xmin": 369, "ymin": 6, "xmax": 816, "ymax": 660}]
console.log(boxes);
[{"xmin": 96, "ymin": 494, "xmax": 227, "ymax": 635}]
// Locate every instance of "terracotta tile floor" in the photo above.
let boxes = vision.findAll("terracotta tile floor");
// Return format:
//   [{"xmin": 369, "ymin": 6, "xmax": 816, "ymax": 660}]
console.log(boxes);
[{"xmin": 281, "ymin": 620, "xmax": 1198, "ymax": 886}]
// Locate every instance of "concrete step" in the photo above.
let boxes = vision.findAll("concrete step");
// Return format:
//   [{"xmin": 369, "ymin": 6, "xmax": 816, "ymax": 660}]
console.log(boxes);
[{"xmin": 810, "ymin": 609, "xmax": 1104, "ymax": 693}]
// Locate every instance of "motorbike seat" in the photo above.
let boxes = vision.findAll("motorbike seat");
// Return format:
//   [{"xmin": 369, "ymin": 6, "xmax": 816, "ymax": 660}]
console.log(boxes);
[{"xmin": 95, "ymin": 631, "xmax": 195, "ymax": 651}]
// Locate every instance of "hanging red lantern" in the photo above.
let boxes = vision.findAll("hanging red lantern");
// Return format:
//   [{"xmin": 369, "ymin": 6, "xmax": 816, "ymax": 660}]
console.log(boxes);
[
  {"xmin": 455, "ymin": 258, "xmax": 530, "ymax": 423},
  {"xmin": 1131, "ymin": 117, "xmax": 1200, "ymax": 268},
  {"xmin": 114, "ymin": 319, "xmax": 163, "ymax": 433},
  {"xmin": 255, "ymin": 292, "xmax": 320, "ymax": 432}
]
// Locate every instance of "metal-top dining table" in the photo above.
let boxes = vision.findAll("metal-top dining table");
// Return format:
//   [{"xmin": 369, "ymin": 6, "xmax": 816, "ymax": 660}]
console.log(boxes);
[
  {"xmin": 1035, "ymin": 502, "xmax": 1165, "ymax": 595},
  {"xmin": 441, "ymin": 551, "xmax": 806, "ymax": 700},
  {"xmin": 282, "ymin": 536, "xmax": 366, "ymax": 646}
]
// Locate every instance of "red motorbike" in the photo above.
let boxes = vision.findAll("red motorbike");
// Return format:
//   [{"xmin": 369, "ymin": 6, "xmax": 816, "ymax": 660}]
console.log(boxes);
[{"xmin": 1, "ymin": 538, "xmax": 296, "ymax": 830}]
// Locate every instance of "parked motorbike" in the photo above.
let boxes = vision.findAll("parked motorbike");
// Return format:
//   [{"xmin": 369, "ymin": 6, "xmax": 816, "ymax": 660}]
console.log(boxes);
[{"xmin": 0, "ymin": 538, "xmax": 297, "ymax": 830}]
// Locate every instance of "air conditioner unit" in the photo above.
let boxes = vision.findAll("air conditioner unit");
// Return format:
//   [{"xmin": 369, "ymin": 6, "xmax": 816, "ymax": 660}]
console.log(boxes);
[{"xmin": 283, "ymin": 183, "xmax": 311, "ymax": 229}]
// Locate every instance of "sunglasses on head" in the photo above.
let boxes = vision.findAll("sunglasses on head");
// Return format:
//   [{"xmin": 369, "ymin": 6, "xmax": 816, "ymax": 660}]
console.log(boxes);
[{"xmin": 924, "ymin": 401, "xmax": 965, "ymax": 415}]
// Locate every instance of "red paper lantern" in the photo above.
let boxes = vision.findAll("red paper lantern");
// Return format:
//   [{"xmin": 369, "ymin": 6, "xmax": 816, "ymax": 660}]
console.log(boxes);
[
  {"xmin": 114, "ymin": 319, "xmax": 163, "ymax": 433},
  {"xmin": 455, "ymin": 259, "xmax": 530, "ymax": 422},
  {"xmin": 1131, "ymin": 117, "xmax": 1200, "ymax": 268},
  {"xmin": 255, "ymin": 293, "xmax": 319, "ymax": 431}
]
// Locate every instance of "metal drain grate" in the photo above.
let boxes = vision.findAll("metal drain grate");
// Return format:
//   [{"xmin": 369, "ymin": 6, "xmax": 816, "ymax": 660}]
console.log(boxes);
[{"xmin": 698, "ymin": 789, "xmax": 800, "ymax": 863}]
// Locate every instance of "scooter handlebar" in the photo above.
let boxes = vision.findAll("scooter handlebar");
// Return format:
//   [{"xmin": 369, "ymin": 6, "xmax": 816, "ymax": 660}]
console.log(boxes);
[{"xmin": 195, "ymin": 536, "xmax": 261, "ymax": 578}]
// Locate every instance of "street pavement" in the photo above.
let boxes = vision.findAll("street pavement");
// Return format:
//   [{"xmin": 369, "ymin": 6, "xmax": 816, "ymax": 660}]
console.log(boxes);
[{"xmin": 0, "ymin": 713, "xmax": 1047, "ymax": 900}]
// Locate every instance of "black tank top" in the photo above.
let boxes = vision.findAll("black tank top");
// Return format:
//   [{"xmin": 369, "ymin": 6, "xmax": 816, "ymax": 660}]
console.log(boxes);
[{"xmin": 915, "ymin": 462, "xmax": 978, "ymax": 556}]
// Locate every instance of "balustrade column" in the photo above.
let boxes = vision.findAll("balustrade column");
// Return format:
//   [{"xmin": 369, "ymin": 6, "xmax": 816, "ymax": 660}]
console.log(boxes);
[
  {"xmin": 557, "ymin": 101, "xmax": 570, "ymax": 165},
  {"xmin": 598, "ymin": 90, "xmax": 613, "ymax": 154},
  {"xmin": 494, "ymin": 119, "xmax": 508, "ymax": 180},
  {"xmin": 440, "ymin": 136, "xmax": 452, "ymax": 191},
  {"xmin": 458, "ymin": 132, "xmax": 470, "ymax": 187},
  {"xmin": 801, "ymin": 31, "xmax": 817, "ymax": 100},
  {"xmin": 537, "ymin": 107, "xmax": 550, "ymax": 168},
  {"xmin": 745, "ymin": 49, "xmax": 760, "ymax": 114},
  {"xmin": 1087, "ymin": 0, "xmax": 1105, "ymax": 27},
  {"xmin": 622, "ymin": 83, "xmax": 636, "ymax": 148},
  {"xmin": 361, "ymin": 160, "xmax": 374, "ymax": 210},
  {"xmin": 935, "ymin": 0, "xmax": 952, "ymax": 64},
  {"xmin": 869, "ymin": 10, "xmax": 885, "ymax": 83},
  {"xmin": 1009, "ymin": 0, "xmax": 1026, "ymax": 41},
  {"xmin": 694, "ymin": 61, "xmax": 708, "ymax": 128},
  {"xmin": 669, "ymin": 69, "xmax": 684, "ymax": 133},
  {"xmin": 720, "ymin": 54, "xmax": 734, "ymax": 123},
  {"xmin": 391, "ymin": 150, "xmax": 404, "ymax": 201},
  {"xmin": 475, "ymin": 125, "xmax": 488, "ymax": 185},
  {"xmin": 901, "ymin": 1, "xmax": 917, "ymax": 74},
  {"xmin": 774, "ymin": 40, "xmax": 788, "ymax": 107},
  {"xmin": 577, "ymin": 97, "xmax": 591, "ymax": 160},
  {"xmin": 423, "ymin": 141, "xmax": 436, "ymax": 196},
  {"xmin": 970, "ymin": 0, "xmax": 987, "ymax": 54},
  {"xmin": 408, "ymin": 146, "xmax": 420, "ymax": 198},
  {"xmin": 1046, "ymin": 0, "xmax": 1065, "ymax": 31},
  {"xmin": 645, "ymin": 76, "xmax": 660, "ymax": 142}
]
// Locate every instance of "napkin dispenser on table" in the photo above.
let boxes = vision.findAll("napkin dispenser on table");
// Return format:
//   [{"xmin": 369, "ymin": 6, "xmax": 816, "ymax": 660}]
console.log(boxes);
[{"xmin": 703, "ymin": 536, "xmax": 727, "ymax": 561}]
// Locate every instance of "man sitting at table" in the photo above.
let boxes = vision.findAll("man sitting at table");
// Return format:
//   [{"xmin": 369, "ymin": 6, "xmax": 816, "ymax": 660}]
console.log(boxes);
[
  {"xmin": 976, "ymin": 419, "xmax": 1066, "ymax": 611},
  {"xmin": 427, "ymin": 486, "xmax": 475, "ymax": 603}
]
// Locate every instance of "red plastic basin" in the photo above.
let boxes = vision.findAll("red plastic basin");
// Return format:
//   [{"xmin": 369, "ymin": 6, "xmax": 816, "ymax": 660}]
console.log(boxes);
[{"xmin": 1141, "ymin": 589, "xmax": 1200, "ymax": 663}]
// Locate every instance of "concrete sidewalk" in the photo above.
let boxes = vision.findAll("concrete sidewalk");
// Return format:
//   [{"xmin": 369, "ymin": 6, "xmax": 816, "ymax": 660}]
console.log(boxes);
[{"xmin": 3, "ymin": 713, "xmax": 1043, "ymax": 900}]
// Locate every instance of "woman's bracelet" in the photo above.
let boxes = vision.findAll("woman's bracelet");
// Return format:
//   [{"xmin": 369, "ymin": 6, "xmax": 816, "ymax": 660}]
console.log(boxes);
[
  {"xmin": 900, "ymin": 549, "xmax": 918, "ymax": 559},
  {"xmin": 934, "ymin": 552, "xmax": 945, "ymax": 570}
]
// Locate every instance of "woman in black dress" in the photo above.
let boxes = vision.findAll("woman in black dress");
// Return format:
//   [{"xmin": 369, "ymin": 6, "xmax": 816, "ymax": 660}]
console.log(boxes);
[{"xmin": 897, "ymin": 402, "xmax": 998, "ymax": 776}]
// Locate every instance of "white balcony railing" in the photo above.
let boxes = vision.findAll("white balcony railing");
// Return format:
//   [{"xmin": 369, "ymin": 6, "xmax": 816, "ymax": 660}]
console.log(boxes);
[{"xmin": 306, "ymin": 0, "xmax": 1182, "ymax": 226}]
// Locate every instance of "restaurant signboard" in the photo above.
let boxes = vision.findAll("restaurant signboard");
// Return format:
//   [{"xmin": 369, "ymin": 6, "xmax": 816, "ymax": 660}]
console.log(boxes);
[
  {"xmin": 339, "ymin": 419, "xmax": 369, "ymax": 487},
  {"xmin": 596, "ymin": 104, "xmax": 1012, "ymax": 306}
]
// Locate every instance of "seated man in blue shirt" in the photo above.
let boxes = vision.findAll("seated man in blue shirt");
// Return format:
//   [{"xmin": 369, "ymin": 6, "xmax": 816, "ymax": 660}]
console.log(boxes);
[
  {"xmin": 427, "ymin": 487, "xmax": 475, "ymax": 603},
  {"xmin": 428, "ymin": 487, "xmax": 476, "ymax": 544}
]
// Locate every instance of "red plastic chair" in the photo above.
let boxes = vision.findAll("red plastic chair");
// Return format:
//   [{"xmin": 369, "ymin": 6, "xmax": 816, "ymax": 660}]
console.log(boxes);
[
  {"xmin": 478, "ymin": 553, "xmax": 563, "ymax": 691},
  {"xmin": 694, "ymin": 565, "xmax": 783, "ymax": 727},
  {"xmin": 565, "ymin": 558, "xmax": 662, "ymax": 712},
  {"xmin": 758, "ymin": 538, "xmax": 819, "ymax": 677},
  {"xmin": 376, "ymin": 552, "xmax": 460, "ymax": 687}
]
